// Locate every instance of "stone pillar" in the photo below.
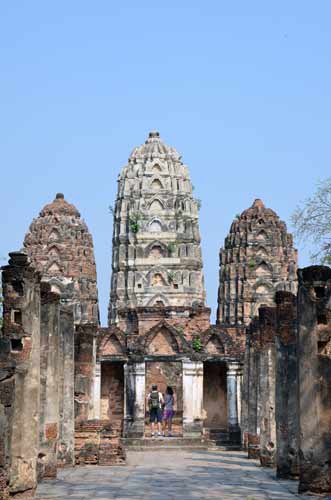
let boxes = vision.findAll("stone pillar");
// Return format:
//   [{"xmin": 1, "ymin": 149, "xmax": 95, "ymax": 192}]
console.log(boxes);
[
  {"xmin": 247, "ymin": 318, "xmax": 261, "ymax": 459},
  {"xmin": 123, "ymin": 362, "xmax": 145, "ymax": 438},
  {"xmin": 237, "ymin": 369, "xmax": 242, "ymax": 427},
  {"xmin": 38, "ymin": 283, "xmax": 61, "ymax": 480},
  {"xmin": 1, "ymin": 251, "xmax": 41, "ymax": 496},
  {"xmin": 226, "ymin": 362, "xmax": 241, "ymax": 444},
  {"xmin": 275, "ymin": 291, "xmax": 299, "ymax": 479},
  {"xmin": 258, "ymin": 306, "xmax": 277, "ymax": 468},
  {"xmin": 182, "ymin": 361, "xmax": 203, "ymax": 438},
  {"xmin": 241, "ymin": 333, "xmax": 250, "ymax": 449},
  {"xmin": 92, "ymin": 359, "xmax": 101, "ymax": 420},
  {"xmin": 297, "ymin": 266, "xmax": 331, "ymax": 495},
  {"xmin": 57, "ymin": 302, "xmax": 75, "ymax": 466},
  {"xmin": 74, "ymin": 324, "xmax": 98, "ymax": 422}
]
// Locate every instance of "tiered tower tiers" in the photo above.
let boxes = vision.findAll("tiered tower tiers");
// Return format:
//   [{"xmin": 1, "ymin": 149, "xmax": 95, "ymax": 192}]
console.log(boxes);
[
  {"xmin": 217, "ymin": 198, "xmax": 297, "ymax": 326},
  {"xmin": 109, "ymin": 131, "xmax": 205, "ymax": 323},
  {"xmin": 23, "ymin": 193, "xmax": 99, "ymax": 324}
]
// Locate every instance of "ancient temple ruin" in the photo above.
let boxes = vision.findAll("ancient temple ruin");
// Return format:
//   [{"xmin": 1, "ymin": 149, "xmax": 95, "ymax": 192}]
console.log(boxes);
[
  {"xmin": 103, "ymin": 131, "xmax": 238, "ymax": 442},
  {"xmin": 1, "ymin": 131, "xmax": 330, "ymax": 498},
  {"xmin": 217, "ymin": 198, "xmax": 297, "ymax": 325},
  {"xmin": 23, "ymin": 192, "xmax": 99, "ymax": 325},
  {"xmin": 109, "ymin": 130, "xmax": 205, "ymax": 322}
]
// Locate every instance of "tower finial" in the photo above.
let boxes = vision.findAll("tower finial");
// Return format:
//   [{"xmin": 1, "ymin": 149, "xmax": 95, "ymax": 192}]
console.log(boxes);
[
  {"xmin": 148, "ymin": 131, "xmax": 160, "ymax": 138},
  {"xmin": 252, "ymin": 198, "xmax": 264, "ymax": 209}
]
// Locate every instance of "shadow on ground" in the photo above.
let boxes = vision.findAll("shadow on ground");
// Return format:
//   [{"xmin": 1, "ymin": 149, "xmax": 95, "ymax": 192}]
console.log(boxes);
[{"xmin": 36, "ymin": 450, "xmax": 310, "ymax": 500}]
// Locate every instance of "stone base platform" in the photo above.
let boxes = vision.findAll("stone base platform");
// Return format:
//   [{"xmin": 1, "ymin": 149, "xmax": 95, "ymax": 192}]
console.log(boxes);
[
  {"xmin": 206, "ymin": 428, "xmax": 242, "ymax": 451},
  {"xmin": 75, "ymin": 420, "xmax": 126, "ymax": 465},
  {"xmin": 122, "ymin": 437, "xmax": 208, "ymax": 451}
]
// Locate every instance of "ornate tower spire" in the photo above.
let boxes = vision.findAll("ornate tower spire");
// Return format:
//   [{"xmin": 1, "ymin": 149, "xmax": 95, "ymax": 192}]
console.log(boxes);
[
  {"xmin": 108, "ymin": 131, "xmax": 206, "ymax": 324},
  {"xmin": 217, "ymin": 199, "xmax": 297, "ymax": 326},
  {"xmin": 23, "ymin": 193, "xmax": 99, "ymax": 325}
]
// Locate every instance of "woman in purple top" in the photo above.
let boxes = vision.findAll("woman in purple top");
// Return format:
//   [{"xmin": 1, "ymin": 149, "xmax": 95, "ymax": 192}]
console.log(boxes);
[{"xmin": 163, "ymin": 386, "xmax": 175, "ymax": 436}]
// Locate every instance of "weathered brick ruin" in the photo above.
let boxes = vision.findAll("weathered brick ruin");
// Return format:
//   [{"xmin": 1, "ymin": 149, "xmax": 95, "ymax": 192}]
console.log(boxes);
[
  {"xmin": 218, "ymin": 198, "xmax": 298, "ymax": 454},
  {"xmin": 217, "ymin": 198, "xmax": 297, "ymax": 325},
  {"xmin": 275, "ymin": 291, "xmax": 299, "ymax": 480},
  {"xmin": 297, "ymin": 266, "xmax": 331, "ymax": 494},
  {"xmin": 23, "ymin": 192, "xmax": 99, "ymax": 325},
  {"xmin": 104, "ymin": 132, "xmax": 242, "ymax": 444},
  {"xmin": 1, "ymin": 131, "xmax": 331, "ymax": 497},
  {"xmin": 1, "ymin": 252, "xmax": 41, "ymax": 498}
]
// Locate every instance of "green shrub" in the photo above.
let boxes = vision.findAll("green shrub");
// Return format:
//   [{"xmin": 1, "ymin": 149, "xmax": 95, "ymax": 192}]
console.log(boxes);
[
  {"xmin": 167, "ymin": 271, "xmax": 176, "ymax": 283},
  {"xmin": 192, "ymin": 337, "xmax": 202, "ymax": 352},
  {"xmin": 167, "ymin": 242, "xmax": 176, "ymax": 255},
  {"xmin": 129, "ymin": 213, "xmax": 141, "ymax": 234}
]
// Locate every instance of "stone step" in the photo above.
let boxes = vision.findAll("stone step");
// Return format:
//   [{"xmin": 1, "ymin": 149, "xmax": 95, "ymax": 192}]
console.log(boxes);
[
  {"xmin": 208, "ymin": 441, "xmax": 242, "ymax": 451},
  {"xmin": 208, "ymin": 429, "xmax": 228, "ymax": 438},
  {"xmin": 122, "ymin": 437, "xmax": 208, "ymax": 450},
  {"xmin": 206, "ymin": 429, "xmax": 241, "ymax": 450}
]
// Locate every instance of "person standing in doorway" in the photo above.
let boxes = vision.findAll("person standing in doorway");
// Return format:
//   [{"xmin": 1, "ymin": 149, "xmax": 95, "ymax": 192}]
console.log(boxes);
[
  {"xmin": 163, "ymin": 386, "xmax": 175, "ymax": 437},
  {"xmin": 147, "ymin": 384, "xmax": 164, "ymax": 437}
]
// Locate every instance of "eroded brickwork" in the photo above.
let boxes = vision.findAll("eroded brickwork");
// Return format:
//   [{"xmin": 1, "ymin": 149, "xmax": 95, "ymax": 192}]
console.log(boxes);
[
  {"xmin": 100, "ymin": 363, "xmax": 124, "ymax": 425},
  {"xmin": 275, "ymin": 291, "xmax": 299, "ymax": 479},
  {"xmin": 297, "ymin": 266, "xmax": 331, "ymax": 494},
  {"xmin": 75, "ymin": 421, "xmax": 126, "ymax": 466},
  {"xmin": 245, "ymin": 319, "xmax": 261, "ymax": 459},
  {"xmin": 217, "ymin": 199, "xmax": 297, "ymax": 326},
  {"xmin": 23, "ymin": 193, "xmax": 99, "ymax": 325},
  {"xmin": 75, "ymin": 325, "xmax": 98, "ymax": 422},
  {"xmin": 57, "ymin": 303, "xmax": 75, "ymax": 467},
  {"xmin": 258, "ymin": 306, "xmax": 276, "ymax": 468},
  {"xmin": 38, "ymin": 283, "xmax": 61, "ymax": 480},
  {"xmin": 0, "ymin": 252, "xmax": 41, "ymax": 497}
]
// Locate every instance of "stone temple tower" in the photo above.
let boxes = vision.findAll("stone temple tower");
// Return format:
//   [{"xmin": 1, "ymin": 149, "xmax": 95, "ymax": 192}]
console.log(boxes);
[
  {"xmin": 217, "ymin": 199, "xmax": 297, "ymax": 326},
  {"xmin": 109, "ymin": 131, "xmax": 205, "ymax": 323},
  {"xmin": 24, "ymin": 193, "xmax": 99, "ymax": 324}
]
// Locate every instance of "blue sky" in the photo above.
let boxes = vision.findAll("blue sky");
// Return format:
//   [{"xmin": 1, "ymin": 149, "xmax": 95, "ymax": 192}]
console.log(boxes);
[{"xmin": 1, "ymin": 2, "xmax": 330, "ymax": 324}]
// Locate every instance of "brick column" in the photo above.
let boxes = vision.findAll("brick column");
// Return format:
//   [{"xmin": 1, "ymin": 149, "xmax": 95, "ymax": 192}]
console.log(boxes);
[
  {"xmin": 57, "ymin": 301, "xmax": 75, "ymax": 467},
  {"xmin": 74, "ymin": 324, "xmax": 98, "ymax": 422},
  {"xmin": 182, "ymin": 361, "xmax": 203, "ymax": 438},
  {"xmin": 1, "ymin": 251, "xmax": 41, "ymax": 496},
  {"xmin": 123, "ymin": 362, "xmax": 145, "ymax": 438},
  {"xmin": 241, "ymin": 332, "xmax": 250, "ymax": 449},
  {"xmin": 297, "ymin": 267, "xmax": 331, "ymax": 494},
  {"xmin": 275, "ymin": 291, "xmax": 299, "ymax": 479},
  {"xmin": 258, "ymin": 306, "xmax": 277, "ymax": 468},
  {"xmin": 39, "ymin": 283, "xmax": 61, "ymax": 480},
  {"xmin": 247, "ymin": 318, "xmax": 261, "ymax": 459}
]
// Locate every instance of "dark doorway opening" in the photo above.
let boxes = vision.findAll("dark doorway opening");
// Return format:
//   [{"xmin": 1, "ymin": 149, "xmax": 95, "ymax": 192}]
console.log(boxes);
[
  {"xmin": 203, "ymin": 361, "xmax": 227, "ymax": 431},
  {"xmin": 100, "ymin": 362, "xmax": 124, "ymax": 432},
  {"xmin": 145, "ymin": 361, "xmax": 183, "ymax": 437}
]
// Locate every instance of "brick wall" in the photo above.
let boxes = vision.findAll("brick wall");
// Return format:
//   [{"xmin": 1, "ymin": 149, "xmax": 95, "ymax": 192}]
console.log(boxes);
[{"xmin": 100, "ymin": 363, "xmax": 124, "ymax": 425}]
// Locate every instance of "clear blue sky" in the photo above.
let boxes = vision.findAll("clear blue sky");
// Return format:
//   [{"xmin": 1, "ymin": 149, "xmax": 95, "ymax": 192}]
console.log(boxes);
[{"xmin": 1, "ymin": 2, "xmax": 330, "ymax": 325}]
